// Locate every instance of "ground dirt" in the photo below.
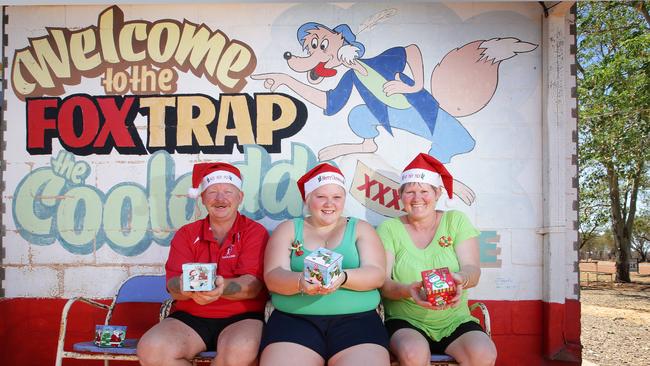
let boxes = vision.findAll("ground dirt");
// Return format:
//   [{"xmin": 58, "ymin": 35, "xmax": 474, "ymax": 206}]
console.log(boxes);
[{"xmin": 581, "ymin": 272, "xmax": 650, "ymax": 366}]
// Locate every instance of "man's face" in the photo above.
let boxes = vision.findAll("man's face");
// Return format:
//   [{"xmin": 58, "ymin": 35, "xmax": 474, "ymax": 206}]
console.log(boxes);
[{"xmin": 201, "ymin": 183, "xmax": 243, "ymax": 221}]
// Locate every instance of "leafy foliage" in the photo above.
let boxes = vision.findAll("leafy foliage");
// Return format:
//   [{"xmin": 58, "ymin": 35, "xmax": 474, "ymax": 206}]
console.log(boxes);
[{"xmin": 577, "ymin": 1, "xmax": 650, "ymax": 280}]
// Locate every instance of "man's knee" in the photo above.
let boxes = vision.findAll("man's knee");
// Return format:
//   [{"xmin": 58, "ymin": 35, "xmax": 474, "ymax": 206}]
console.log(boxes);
[
  {"xmin": 137, "ymin": 333, "xmax": 166, "ymax": 365},
  {"xmin": 217, "ymin": 338, "xmax": 259, "ymax": 366},
  {"xmin": 217, "ymin": 321, "xmax": 262, "ymax": 366},
  {"xmin": 221, "ymin": 329, "xmax": 261, "ymax": 353},
  {"xmin": 137, "ymin": 320, "xmax": 201, "ymax": 365}
]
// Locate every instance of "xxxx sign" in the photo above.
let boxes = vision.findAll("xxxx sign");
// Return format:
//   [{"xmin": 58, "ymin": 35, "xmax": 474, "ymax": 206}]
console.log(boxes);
[{"xmin": 350, "ymin": 160, "xmax": 403, "ymax": 217}]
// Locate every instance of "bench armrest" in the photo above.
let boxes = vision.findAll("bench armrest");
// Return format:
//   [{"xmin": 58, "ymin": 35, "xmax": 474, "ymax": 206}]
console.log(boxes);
[
  {"xmin": 55, "ymin": 297, "xmax": 113, "ymax": 366},
  {"xmin": 160, "ymin": 298, "xmax": 175, "ymax": 321},
  {"xmin": 469, "ymin": 302, "xmax": 491, "ymax": 337}
]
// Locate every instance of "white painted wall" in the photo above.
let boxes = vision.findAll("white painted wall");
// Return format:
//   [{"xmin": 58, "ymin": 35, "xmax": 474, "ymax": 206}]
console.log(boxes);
[{"xmin": 1, "ymin": 2, "xmax": 577, "ymax": 304}]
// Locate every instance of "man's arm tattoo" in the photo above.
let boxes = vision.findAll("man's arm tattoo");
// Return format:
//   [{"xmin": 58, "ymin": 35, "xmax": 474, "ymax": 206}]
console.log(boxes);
[
  {"xmin": 168, "ymin": 277, "xmax": 182, "ymax": 293},
  {"xmin": 223, "ymin": 281, "xmax": 242, "ymax": 295}
]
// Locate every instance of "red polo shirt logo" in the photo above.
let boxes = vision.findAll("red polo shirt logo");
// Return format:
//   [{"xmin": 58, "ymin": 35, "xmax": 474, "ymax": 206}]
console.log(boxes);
[{"xmin": 222, "ymin": 244, "xmax": 237, "ymax": 259}]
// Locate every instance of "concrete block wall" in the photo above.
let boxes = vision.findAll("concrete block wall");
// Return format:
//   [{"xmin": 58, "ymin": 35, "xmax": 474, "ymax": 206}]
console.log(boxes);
[
  {"xmin": 0, "ymin": 3, "xmax": 583, "ymax": 365},
  {"xmin": 1, "ymin": 2, "xmax": 555, "ymax": 301}
]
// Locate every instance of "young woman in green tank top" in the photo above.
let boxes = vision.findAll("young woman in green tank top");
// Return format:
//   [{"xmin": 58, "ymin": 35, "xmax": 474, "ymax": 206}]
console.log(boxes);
[{"xmin": 260, "ymin": 163, "xmax": 390, "ymax": 366}]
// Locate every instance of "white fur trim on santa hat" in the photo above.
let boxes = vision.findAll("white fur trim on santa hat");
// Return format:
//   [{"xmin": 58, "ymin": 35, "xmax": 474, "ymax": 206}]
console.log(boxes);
[
  {"xmin": 303, "ymin": 172, "xmax": 346, "ymax": 198},
  {"xmin": 188, "ymin": 170, "xmax": 242, "ymax": 198},
  {"xmin": 187, "ymin": 187, "xmax": 202, "ymax": 199},
  {"xmin": 401, "ymin": 168, "xmax": 442, "ymax": 187}
]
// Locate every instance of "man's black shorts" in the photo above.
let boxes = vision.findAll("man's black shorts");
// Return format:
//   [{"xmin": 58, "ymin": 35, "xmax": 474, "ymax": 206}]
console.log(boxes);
[
  {"xmin": 168, "ymin": 311, "xmax": 264, "ymax": 351},
  {"xmin": 385, "ymin": 318, "xmax": 485, "ymax": 354}
]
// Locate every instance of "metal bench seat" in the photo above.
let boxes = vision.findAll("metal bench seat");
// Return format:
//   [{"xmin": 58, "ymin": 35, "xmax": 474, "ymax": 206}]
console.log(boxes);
[
  {"xmin": 56, "ymin": 274, "xmax": 489, "ymax": 366},
  {"xmin": 70, "ymin": 339, "xmax": 217, "ymax": 360}
]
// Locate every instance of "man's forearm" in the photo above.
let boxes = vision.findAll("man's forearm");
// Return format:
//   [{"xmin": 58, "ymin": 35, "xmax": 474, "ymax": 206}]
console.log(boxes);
[
  {"xmin": 220, "ymin": 275, "xmax": 263, "ymax": 300},
  {"xmin": 167, "ymin": 276, "xmax": 191, "ymax": 300}
]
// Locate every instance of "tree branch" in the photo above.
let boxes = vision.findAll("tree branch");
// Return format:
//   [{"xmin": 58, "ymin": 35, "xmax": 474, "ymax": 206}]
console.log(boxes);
[
  {"xmin": 576, "ymin": 60, "xmax": 585, "ymax": 76},
  {"xmin": 606, "ymin": 164, "xmax": 624, "ymax": 239},
  {"xmin": 625, "ymin": 160, "xmax": 644, "ymax": 232},
  {"xmin": 633, "ymin": 1, "xmax": 650, "ymax": 28}
]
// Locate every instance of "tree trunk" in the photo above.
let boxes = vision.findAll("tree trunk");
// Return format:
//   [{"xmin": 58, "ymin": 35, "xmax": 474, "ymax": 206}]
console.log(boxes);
[
  {"xmin": 605, "ymin": 160, "xmax": 642, "ymax": 282},
  {"xmin": 606, "ymin": 165, "xmax": 631, "ymax": 282},
  {"xmin": 615, "ymin": 234, "xmax": 632, "ymax": 282}
]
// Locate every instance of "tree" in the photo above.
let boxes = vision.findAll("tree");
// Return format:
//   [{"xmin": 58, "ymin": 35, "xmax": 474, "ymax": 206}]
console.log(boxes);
[
  {"xmin": 580, "ymin": 230, "xmax": 615, "ymax": 260},
  {"xmin": 578, "ymin": 168, "xmax": 610, "ymax": 250},
  {"xmin": 577, "ymin": 1, "xmax": 650, "ymax": 282}
]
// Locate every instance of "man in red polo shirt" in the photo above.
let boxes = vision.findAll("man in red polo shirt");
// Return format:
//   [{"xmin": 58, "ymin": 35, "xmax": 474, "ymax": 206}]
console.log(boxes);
[{"xmin": 138, "ymin": 162, "xmax": 269, "ymax": 366}]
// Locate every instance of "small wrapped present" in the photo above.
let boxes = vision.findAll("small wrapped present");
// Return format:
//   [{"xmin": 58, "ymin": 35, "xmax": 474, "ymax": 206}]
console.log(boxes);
[
  {"xmin": 303, "ymin": 247, "xmax": 343, "ymax": 288},
  {"xmin": 421, "ymin": 267, "xmax": 457, "ymax": 306},
  {"xmin": 182, "ymin": 263, "xmax": 217, "ymax": 291},
  {"xmin": 94, "ymin": 325, "xmax": 127, "ymax": 347}
]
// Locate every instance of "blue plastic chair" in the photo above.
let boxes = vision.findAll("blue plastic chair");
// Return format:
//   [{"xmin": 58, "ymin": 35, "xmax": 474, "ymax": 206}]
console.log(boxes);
[
  {"xmin": 55, "ymin": 274, "xmax": 172, "ymax": 365},
  {"xmin": 54, "ymin": 274, "xmax": 223, "ymax": 365}
]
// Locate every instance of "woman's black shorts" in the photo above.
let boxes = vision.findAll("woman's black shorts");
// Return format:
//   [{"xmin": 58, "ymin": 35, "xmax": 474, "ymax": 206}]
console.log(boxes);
[
  {"xmin": 385, "ymin": 318, "xmax": 485, "ymax": 354},
  {"xmin": 260, "ymin": 309, "xmax": 389, "ymax": 360}
]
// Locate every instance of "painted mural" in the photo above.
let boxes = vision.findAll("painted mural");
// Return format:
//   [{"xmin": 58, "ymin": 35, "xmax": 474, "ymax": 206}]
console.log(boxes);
[{"xmin": 4, "ymin": 3, "xmax": 541, "ymax": 299}]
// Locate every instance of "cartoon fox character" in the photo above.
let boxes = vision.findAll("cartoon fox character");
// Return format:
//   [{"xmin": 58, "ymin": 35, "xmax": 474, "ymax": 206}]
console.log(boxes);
[{"xmin": 253, "ymin": 20, "xmax": 536, "ymax": 205}]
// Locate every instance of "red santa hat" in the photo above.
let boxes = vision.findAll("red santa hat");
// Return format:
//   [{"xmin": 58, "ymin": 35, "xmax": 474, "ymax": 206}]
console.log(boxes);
[
  {"xmin": 297, "ymin": 163, "xmax": 346, "ymax": 201},
  {"xmin": 401, "ymin": 153, "xmax": 454, "ymax": 199},
  {"xmin": 187, "ymin": 162, "xmax": 242, "ymax": 198}
]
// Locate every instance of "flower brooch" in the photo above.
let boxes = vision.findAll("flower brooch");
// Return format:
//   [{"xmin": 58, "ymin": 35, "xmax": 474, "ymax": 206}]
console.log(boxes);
[
  {"xmin": 438, "ymin": 236, "xmax": 453, "ymax": 248},
  {"xmin": 290, "ymin": 240, "xmax": 304, "ymax": 256}
]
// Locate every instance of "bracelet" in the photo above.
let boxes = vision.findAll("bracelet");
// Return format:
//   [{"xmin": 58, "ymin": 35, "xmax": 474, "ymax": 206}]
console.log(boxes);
[
  {"xmin": 340, "ymin": 271, "xmax": 348, "ymax": 286},
  {"xmin": 297, "ymin": 274, "xmax": 304, "ymax": 295},
  {"xmin": 459, "ymin": 272, "xmax": 470, "ymax": 288}
]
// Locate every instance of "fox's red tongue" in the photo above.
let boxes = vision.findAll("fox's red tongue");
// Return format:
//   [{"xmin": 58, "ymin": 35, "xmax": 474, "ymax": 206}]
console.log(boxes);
[{"xmin": 314, "ymin": 62, "xmax": 337, "ymax": 77}]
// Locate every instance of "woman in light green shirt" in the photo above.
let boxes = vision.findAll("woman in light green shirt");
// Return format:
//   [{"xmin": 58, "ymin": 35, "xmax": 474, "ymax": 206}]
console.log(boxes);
[{"xmin": 378, "ymin": 153, "xmax": 497, "ymax": 366}]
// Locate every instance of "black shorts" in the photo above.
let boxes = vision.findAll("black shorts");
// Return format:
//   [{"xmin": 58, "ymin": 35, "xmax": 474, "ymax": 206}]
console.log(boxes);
[
  {"xmin": 260, "ymin": 309, "xmax": 389, "ymax": 360},
  {"xmin": 385, "ymin": 319, "xmax": 484, "ymax": 354},
  {"xmin": 168, "ymin": 311, "xmax": 264, "ymax": 351}
]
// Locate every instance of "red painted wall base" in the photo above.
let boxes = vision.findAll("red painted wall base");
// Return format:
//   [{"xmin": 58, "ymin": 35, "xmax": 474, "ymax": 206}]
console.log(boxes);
[{"xmin": 0, "ymin": 298, "xmax": 581, "ymax": 366}]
